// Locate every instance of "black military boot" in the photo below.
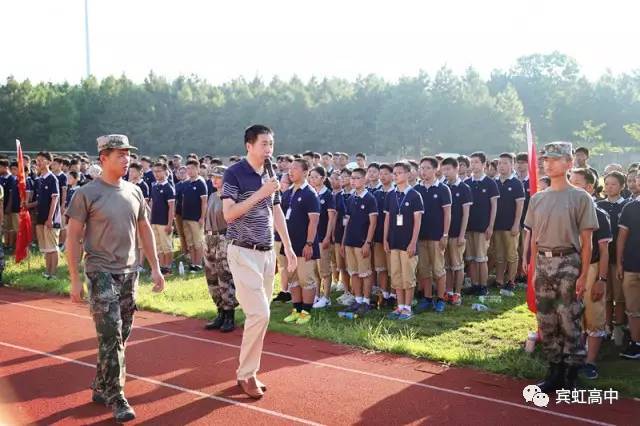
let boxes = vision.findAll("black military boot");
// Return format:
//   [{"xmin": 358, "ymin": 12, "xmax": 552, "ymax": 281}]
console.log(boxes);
[
  {"xmin": 205, "ymin": 311, "xmax": 225, "ymax": 330},
  {"xmin": 537, "ymin": 362, "xmax": 565, "ymax": 393},
  {"xmin": 110, "ymin": 396, "xmax": 136, "ymax": 423},
  {"xmin": 220, "ymin": 310, "xmax": 235, "ymax": 333},
  {"xmin": 565, "ymin": 364, "xmax": 581, "ymax": 390}
]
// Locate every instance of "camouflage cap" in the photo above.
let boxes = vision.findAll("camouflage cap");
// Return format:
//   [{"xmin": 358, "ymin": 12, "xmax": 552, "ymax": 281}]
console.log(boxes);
[
  {"xmin": 96, "ymin": 134, "xmax": 137, "ymax": 153},
  {"xmin": 540, "ymin": 141, "xmax": 572, "ymax": 159},
  {"xmin": 209, "ymin": 165, "xmax": 227, "ymax": 177}
]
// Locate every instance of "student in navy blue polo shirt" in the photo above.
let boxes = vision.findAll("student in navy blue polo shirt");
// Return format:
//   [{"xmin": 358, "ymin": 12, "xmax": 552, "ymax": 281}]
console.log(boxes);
[
  {"xmin": 173, "ymin": 165, "xmax": 189, "ymax": 257},
  {"xmin": 366, "ymin": 162, "xmax": 382, "ymax": 192},
  {"xmin": 182, "ymin": 159, "xmax": 208, "ymax": 272},
  {"xmin": 150, "ymin": 163, "xmax": 176, "ymax": 275},
  {"xmin": 516, "ymin": 152, "xmax": 530, "ymax": 282},
  {"xmin": 598, "ymin": 171, "xmax": 630, "ymax": 337},
  {"xmin": 616, "ymin": 176, "xmax": 640, "ymax": 360},
  {"xmin": 63, "ymin": 171, "xmax": 80, "ymax": 231},
  {"xmin": 334, "ymin": 168, "xmax": 354, "ymax": 305},
  {"xmin": 309, "ymin": 166, "xmax": 336, "ymax": 309},
  {"xmin": 140, "ymin": 156, "xmax": 156, "ymax": 189},
  {"xmin": 273, "ymin": 173, "xmax": 293, "ymax": 303},
  {"xmin": 128, "ymin": 163, "xmax": 150, "ymax": 202},
  {"xmin": 414, "ymin": 157, "xmax": 452, "ymax": 313},
  {"xmin": 221, "ymin": 125, "xmax": 297, "ymax": 399},
  {"xmin": 464, "ymin": 151, "xmax": 500, "ymax": 296},
  {"xmin": 282, "ymin": 159, "xmax": 321, "ymax": 324},
  {"xmin": 35, "ymin": 151, "xmax": 61, "ymax": 279},
  {"xmin": 52, "ymin": 158, "xmax": 68, "ymax": 248},
  {"xmin": 341, "ymin": 167, "xmax": 378, "ymax": 316},
  {"xmin": 0, "ymin": 160, "xmax": 17, "ymax": 250},
  {"xmin": 372, "ymin": 163, "xmax": 395, "ymax": 308},
  {"xmin": 442, "ymin": 157, "xmax": 473, "ymax": 306},
  {"xmin": 493, "ymin": 153, "xmax": 525, "ymax": 295},
  {"xmin": 384, "ymin": 161, "xmax": 423, "ymax": 320}
]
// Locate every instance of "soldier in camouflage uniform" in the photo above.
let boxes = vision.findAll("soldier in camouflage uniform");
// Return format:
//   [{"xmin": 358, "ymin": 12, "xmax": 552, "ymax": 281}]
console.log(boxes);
[
  {"xmin": 204, "ymin": 165, "xmax": 238, "ymax": 332},
  {"xmin": 524, "ymin": 142, "xmax": 599, "ymax": 392},
  {"xmin": 66, "ymin": 135, "xmax": 165, "ymax": 423}
]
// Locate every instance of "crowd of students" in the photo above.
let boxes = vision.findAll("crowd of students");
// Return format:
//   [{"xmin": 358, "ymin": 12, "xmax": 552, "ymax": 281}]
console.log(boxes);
[{"xmin": 1, "ymin": 146, "xmax": 639, "ymax": 382}]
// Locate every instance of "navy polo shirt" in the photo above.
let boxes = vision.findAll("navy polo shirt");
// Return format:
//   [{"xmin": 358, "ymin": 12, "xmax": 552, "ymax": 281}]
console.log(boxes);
[
  {"xmin": 7, "ymin": 175, "xmax": 19, "ymax": 213},
  {"xmin": 494, "ymin": 174, "xmax": 525, "ymax": 231},
  {"xmin": 465, "ymin": 175, "xmax": 500, "ymax": 233},
  {"xmin": 150, "ymin": 181, "xmax": 175, "ymax": 225},
  {"xmin": 618, "ymin": 200, "xmax": 640, "ymax": 273},
  {"xmin": 136, "ymin": 180, "xmax": 150, "ymax": 200},
  {"xmin": 284, "ymin": 182, "xmax": 321, "ymax": 258},
  {"xmin": 591, "ymin": 203, "xmax": 612, "ymax": 264},
  {"xmin": 597, "ymin": 197, "xmax": 630, "ymax": 264},
  {"xmin": 373, "ymin": 186, "xmax": 393, "ymax": 243},
  {"xmin": 275, "ymin": 188, "xmax": 292, "ymax": 242},
  {"xmin": 143, "ymin": 170, "xmax": 155, "ymax": 188},
  {"xmin": 333, "ymin": 191, "xmax": 348, "ymax": 244},
  {"xmin": 344, "ymin": 190, "xmax": 378, "ymax": 247},
  {"xmin": 181, "ymin": 178, "xmax": 208, "ymax": 221},
  {"xmin": 65, "ymin": 186, "xmax": 77, "ymax": 208},
  {"xmin": 221, "ymin": 159, "xmax": 281, "ymax": 247},
  {"xmin": 521, "ymin": 177, "xmax": 530, "ymax": 228},
  {"xmin": 55, "ymin": 172, "xmax": 68, "ymax": 191},
  {"xmin": 35, "ymin": 172, "xmax": 60, "ymax": 225},
  {"xmin": 174, "ymin": 180, "xmax": 185, "ymax": 216},
  {"xmin": 1, "ymin": 173, "xmax": 15, "ymax": 211},
  {"xmin": 317, "ymin": 186, "xmax": 336, "ymax": 241},
  {"xmin": 206, "ymin": 179, "xmax": 216, "ymax": 198},
  {"xmin": 384, "ymin": 187, "xmax": 424, "ymax": 250},
  {"xmin": 414, "ymin": 181, "xmax": 452, "ymax": 241},
  {"xmin": 446, "ymin": 178, "xmax": 473, "ymax": 238}
]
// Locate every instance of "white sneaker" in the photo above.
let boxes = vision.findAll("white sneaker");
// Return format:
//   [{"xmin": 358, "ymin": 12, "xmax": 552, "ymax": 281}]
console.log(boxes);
[
  {"xmin": 336, "ymin": 291, "xmax": 350, "ymax": 304},
  {"xmin": 313, "ymin": 296, "xmax": 332, "ymax": 309},
  {"xmin": 335, "ymin": 281, "xmax": 345, "ymax": 292},
  {"xmin": 339, "ymin": 293, "xmax": 356, "ymax": 306}
]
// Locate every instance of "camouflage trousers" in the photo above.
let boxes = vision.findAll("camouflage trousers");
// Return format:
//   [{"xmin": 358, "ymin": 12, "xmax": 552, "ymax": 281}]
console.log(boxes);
[
  {"xmin": 203, "ymin": 234, "xmax": 238, "ymax": 311},
  {"xmin": 535, "ymin": 253, "xmax": 585, "ymax": 366},
  {"xmin": 86, "ymin": 271, "xmax": 138, "ymax": 404}
]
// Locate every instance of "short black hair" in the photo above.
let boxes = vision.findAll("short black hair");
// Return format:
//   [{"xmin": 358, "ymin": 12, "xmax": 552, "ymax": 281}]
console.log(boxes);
[
  {"xmin": 341, "ymin": 168, "xmax": 352, "ymax": 176},
  {"xmin": 457, "ymin": 155, "xmax": 470, "ymax": 168},
  {"xmin": 575, "ymin": 147, "xmax": 589, "ymax": 157},
  {"xmin": 68, "ymin": 170, "xmax": 79, "ymax": 181},
  {"xmin": 408, "ymin": 160, "xmax": 418, "ymax": 170},
  {"xmin": 516, "ymin": 152, "xmax": 528, "ymax": 162},
  {"xmin": 420, "ymin": 156, "xmax": 438, "ymax": 169},
  {"xmin": 129, "ymin": 162, "xmax": 142, "ymax": 172},
  {"xmin": 53, "ymin": 157, "xmax": 64, "ymax": 164},
  {"xmin": 322, "ymin": 152, "xmax": 333, "ymax": 158},
  {"xmin": 355, "ymin": 152, "xmax": 366, "ymax": 160},
  {"xmin": 313, "ymin": 152, "xmax": 321, "ymax": 160},
  {"xmin": 441, "ymin": 157, "xmax": 459, "ymax": 168},
  {"xmin": 0, "ymin": 159, "xmax": 9, "ymax": 168},
  {"xmin": 186, "ymin": 159, "xmax": 199, "ymax": 167},
  {"xmin": 303, "ymin": 151, "xmax": 314, "ymax": 157},
  {"xmin": 540, "ymin": 176, "xmax": 551, "ymax": 186},
  {"xmin": 312, "ymin": 165, "xmax": 327, "ymax": 177},
  {"xmin": 604, "ymin": 171, "xmax": 626, "ymax": 187},
  {"xmin": 294, "ymin": 158, "xmax": 311, "ymax": 171},
  {"xmin": 282, "ymin": 155, "xmax": 294, "ymax": 163},
  {"xmin": 572, "ymin": 168, "xmax": 596, "ymax": 186},
  {"xmin": 367, "ymin": 162, "xmax": 380, "ymax": 170},
  {"xmin": 393, "ymin": 161, "xmax": 411, "ymax": 173},
  {"xmin": 379, "ymin": 163, "xmax": 393, "ymax": 173},
  {"xmin": 352, "ymin": 167, "xmax": 366, "ymax": 177},
  {"xmin": 499, "ymin": 152, "xmax": 515, "ymax": 161},
  {"xmin": 153, "ymin": 162, "xmax": 168, "ymax": 171},
  {"xmin": 245, "ymin": 124, "xmax": 274, "ymax": 145},
  {"xmin": 36, "ymin": 151, "xmax": 53, "ymax": 162},
  {"xmin": 470, "ymin": 151, "xmax": 487, "ymax": 164}
]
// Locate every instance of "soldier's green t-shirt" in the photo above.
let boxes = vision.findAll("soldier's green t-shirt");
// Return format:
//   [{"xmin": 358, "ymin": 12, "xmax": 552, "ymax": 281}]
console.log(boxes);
[
  {"xmin": 65, "ymin": 177, "xmax": 147, "ymax": 273},
  {"xmin": 524, "ymin": 185, "xmax": 599, "ymax": 252}
]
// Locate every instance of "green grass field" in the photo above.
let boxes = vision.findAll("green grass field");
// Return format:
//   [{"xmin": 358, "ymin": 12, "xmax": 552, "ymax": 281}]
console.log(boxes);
[{"xmin": 4, "ymin": 250, "xmax": 639, "ymax": 397}]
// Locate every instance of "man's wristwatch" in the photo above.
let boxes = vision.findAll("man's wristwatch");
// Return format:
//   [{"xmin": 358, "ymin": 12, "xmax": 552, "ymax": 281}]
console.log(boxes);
[
  {"xmin": 597, "ymin": 276, "xmax": 607, "ymax": 282},
  {"xmin": 305, "ymin": 241, "xmax": 313, "ymax": 246}
]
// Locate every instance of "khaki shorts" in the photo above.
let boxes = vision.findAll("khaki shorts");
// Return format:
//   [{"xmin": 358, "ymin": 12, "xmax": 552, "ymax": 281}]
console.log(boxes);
[
  {"xmin": 445, "ymin": 238, "xmax": 466, "ymax": 272},
  {"xmin": 417, "ymin": 240, "xmax": 446, "ymax": 280},
  {"xmin": 182, "ymin": 220, "xmax": 204, "ymax": 249},
  {"xmin": 35, "ymin": 225, "xmax": 59, "ymax": 253},
  {"xmin": 623, "ymin": 271, "xmax": 640, "ymax": 318},
  {"xmin": 152, "ymin": 224, "xmax": 173, "ymax": 254},
  {"xmin": 389, "ymin": 249, "xmax": 418, "ymax": 290},
  {"xmin": 3, "ymin": 213, "xmax": 18, "ymax": 232},
  {"xmin": 274, "ymin": 241, "xmax": 287, "ymax": 273},
  {"xmin": 465, "ymin": 232, "xmax": 490, "ymax": 263},
  {"xmin": 318, "ymin": 245, "xmax": 332, "ymax": 279},
  {"xmin": 333, "ymin": 244, "xmax": 346, "ymax": 271},
  {"xmin": 289, "ymin": 257, "xmax": 320, "ymax": 289},
  {"xmin": 345, "ymin": 246, "xmax": 372, "ymax": 277},
  {"xmin": 606, "ymin": 264, "xmax": 625, "ymax": 304},
  {"xmin": 373, "ymin": 242, "xmax": 389, "ymax": 272},
  {"xmin": 583, "ymin": 263, "xmax": 606, "ymax": 337},
  {"xmin": 493, "ymin": 230, "xmax": 519, "ymax": 264}
]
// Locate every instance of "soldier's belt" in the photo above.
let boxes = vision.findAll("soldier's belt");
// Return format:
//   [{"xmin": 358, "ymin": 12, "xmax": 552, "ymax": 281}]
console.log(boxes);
[{"xmin": 538, "ymin": 248, "xmax": 577, "ymax": 258}]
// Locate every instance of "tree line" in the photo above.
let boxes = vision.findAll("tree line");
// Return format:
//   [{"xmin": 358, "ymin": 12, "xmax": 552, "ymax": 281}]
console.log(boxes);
[{"xmin": 1, "ymin": 52, "xmax": 639, "ymax": 158}]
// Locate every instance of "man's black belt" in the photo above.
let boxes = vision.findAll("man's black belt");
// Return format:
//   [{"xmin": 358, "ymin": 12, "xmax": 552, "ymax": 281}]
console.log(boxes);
[
  {"xmin": 538, "ymin": 248, "xmax": 577, "ymax": 258},
  {"xmin": 231, "ymin": 239, "xmax": 272, "ymax": 252}
]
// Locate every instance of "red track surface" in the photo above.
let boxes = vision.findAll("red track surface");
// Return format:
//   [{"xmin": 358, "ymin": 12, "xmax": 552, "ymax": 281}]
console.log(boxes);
[{"xmin": 0, "ymin": 287, "xmax": 637, "ymax": 425}]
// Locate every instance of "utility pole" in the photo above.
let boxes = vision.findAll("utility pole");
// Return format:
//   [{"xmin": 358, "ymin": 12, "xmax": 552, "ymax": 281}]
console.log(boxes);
[{"xmin": 84, "ymin": 0, "xmax": 91, "ymax": 78}]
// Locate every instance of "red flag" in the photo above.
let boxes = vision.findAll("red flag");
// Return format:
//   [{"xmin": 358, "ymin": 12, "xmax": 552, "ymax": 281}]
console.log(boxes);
[
  {"xmin": 15, "ymin": 139, "xmax": 32, "ymax": 263},
  {"xmin": 525, "ymin": 123, "xmax": 538, "ymax": 313}
]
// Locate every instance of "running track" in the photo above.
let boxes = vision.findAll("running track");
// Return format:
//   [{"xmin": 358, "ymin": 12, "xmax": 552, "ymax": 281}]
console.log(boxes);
[{"xmin": 0, "ymin": 288, "xmax": 637, "ymax": 425}]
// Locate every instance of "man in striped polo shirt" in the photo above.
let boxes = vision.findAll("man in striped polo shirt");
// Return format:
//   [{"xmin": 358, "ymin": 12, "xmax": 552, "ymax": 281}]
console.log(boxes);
[{"xmin": 222, "ymin": 124, "xmax": 297, "ymax": 399}]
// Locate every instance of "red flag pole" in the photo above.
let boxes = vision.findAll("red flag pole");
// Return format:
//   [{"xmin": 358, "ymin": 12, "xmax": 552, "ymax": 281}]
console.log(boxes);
[
  {"xmin": 525, "ymin": 123, "xmax": 538, "ymax": 314},
  {"xmin": 15, "ymin": 139, "xmax": 32, "ymax": 264}
]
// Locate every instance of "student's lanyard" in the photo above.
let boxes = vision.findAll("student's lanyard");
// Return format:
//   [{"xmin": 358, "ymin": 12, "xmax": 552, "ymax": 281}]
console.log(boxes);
[{"xmin": 395, "ymin": 190, "xmax": 408, "ymax": 214}]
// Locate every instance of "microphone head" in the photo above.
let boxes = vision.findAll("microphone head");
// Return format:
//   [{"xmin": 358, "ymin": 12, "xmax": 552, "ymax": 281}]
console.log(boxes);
[{"xmin": 264, "ymin": 157, "xmax": 274, "ymax": 177}]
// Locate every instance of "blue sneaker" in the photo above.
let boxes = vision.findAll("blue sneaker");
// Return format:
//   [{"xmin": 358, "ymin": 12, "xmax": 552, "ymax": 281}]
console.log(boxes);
[
  {"xmin": 435, "ymin": 299, "xmax": 446, "ymax": 313},
  {"xmin": 582, "ymin": 363, "xmax": 598, "ymax": 380},
  {"xmin": 345, "ymin": 301, "xmax": 361, "ymax": 313},
  {"xmin": 398, "ymin": 310, "xmax": 413, "ymax": 320},
  {"xmin": 478, "ymin": 286, "xmax": 489, "ymax": 296},
  {"xmin": 414, "ymin": 298, "xmax": 434, "ymax": 313},
  {"xmin": 387, "ymin": 309, "xmax": 402, "ymax": 320}
]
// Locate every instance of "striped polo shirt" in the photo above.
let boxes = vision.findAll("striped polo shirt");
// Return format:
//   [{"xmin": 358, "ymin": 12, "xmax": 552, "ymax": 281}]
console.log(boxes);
[{"xmin": 221, "ymin": 159, "xmax": 281, "ymax": 247}]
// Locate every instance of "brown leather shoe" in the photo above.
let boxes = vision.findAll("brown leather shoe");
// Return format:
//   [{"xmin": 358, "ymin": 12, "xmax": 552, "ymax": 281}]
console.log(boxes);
[{"xmin": 237, "ymin": 377, "xmax": 264, "ymax": 399}]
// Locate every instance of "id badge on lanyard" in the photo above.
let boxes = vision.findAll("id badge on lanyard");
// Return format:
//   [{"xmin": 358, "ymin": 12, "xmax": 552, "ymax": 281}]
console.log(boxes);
[
  {"xmin": 286, "ymin": 208, "xmax": 292, "ymax": 220},
  {"xmin": 396, "ymin": 214, "xmax": 404, "ymax": 226}
]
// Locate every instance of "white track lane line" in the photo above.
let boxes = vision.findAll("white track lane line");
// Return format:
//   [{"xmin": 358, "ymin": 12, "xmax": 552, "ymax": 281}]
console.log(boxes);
[
  {"xmin": 0, "ymin": 299, "xmax": 617, "ymax": 426},
  {"xmin": 0, "ymin": 340, "xmax": 323, "ymax": 426}
]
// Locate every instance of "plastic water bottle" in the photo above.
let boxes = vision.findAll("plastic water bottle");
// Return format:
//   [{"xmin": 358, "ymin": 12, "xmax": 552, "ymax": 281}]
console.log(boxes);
[
  {"xmin": 338, "ymin": 312, "xmax": 358, "ymax": 320},
  {"xmin": 471, "ymin": 303, "xmax": 489, "ymax": 312},
  {"xmin": 178, "ymin": 261, "xmax": 185, "ymax": 276},
  {"xmin": 525, "ymin": 331, "xmax": 538, "ymax": 353},
  {"xmin": 479, "ymin": 295, "xmax": 502, "ymax": 304}
]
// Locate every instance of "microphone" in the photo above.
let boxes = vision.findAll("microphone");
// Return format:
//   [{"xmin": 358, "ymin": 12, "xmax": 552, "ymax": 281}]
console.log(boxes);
[{"xmin": 264, "ymin": 157, "xmax": 275, "ymax": 178}]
